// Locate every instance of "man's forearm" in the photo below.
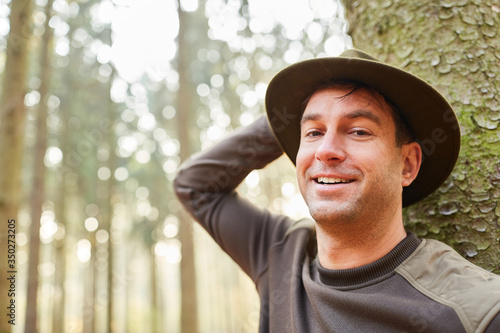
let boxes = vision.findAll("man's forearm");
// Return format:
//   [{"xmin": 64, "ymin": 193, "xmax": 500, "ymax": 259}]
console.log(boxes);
[
  {"xmin": 173, "ymin": 115, "xmax": 283, "ymax": 221},
  {"xmin": 173, "ymin": 116, "xmax": 290, "ymax": 280}
]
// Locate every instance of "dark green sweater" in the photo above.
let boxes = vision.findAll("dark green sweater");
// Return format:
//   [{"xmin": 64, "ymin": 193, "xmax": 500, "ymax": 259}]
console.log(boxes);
[{"xmin": 174, "ymin": 116, "xmax": 500, "ymax": 332}]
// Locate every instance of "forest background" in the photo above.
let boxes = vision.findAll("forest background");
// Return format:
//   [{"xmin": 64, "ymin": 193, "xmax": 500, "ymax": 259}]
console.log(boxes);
[{"xmin": 0, "ymin": 0, "xmax": 499, "ymax": 332}]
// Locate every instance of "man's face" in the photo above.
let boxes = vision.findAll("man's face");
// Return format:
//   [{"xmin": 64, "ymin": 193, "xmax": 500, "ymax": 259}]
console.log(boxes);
[{"xmin": 296, "ymin": 87, "xmax": 414, "ymax": 225}]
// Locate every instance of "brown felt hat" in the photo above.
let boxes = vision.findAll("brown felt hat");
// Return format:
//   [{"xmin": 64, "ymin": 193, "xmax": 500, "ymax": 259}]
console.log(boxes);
[{"xmin": 265, "ymin": 49, "xmax": 461, "ymax": 207}]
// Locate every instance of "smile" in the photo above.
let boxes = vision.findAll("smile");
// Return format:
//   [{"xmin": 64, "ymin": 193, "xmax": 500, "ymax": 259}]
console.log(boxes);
[{"xmin": 315, "ymin": 177, "xmax": 354, "ymax": 185}]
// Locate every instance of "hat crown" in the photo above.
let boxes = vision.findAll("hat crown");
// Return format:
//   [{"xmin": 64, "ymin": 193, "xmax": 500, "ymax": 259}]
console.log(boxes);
[{"xmin": 339, "ymin": 49, "xmax": 378, "ymax": 62}]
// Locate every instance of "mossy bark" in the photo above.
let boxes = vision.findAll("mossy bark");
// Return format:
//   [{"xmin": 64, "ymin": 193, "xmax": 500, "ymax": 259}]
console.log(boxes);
[{"xmin": 342, "ymin": 0, "xmax": 500, "ymax": 273}]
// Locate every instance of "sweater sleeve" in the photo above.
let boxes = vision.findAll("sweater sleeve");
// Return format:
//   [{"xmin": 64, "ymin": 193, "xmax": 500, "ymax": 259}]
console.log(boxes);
[{"xmin": 173, "ymin": 116, "xmax": 294, "ymax": 282}]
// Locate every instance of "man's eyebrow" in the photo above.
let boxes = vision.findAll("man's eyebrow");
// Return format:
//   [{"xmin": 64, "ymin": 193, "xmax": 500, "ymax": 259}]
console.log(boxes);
[
  {"xmin": 300, "ymin": 113, "xmax": 322, "ymax": 125},
  {"xmin": 342, "ymin": 110, "xmax": 383, "ymax": 126},
  {"xmin": 300, "ymin": 110, "xmax": 383, "ymax": 126}
]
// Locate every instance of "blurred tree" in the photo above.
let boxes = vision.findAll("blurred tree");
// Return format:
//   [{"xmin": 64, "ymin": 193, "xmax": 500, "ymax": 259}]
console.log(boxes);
[
  {"xmin": 49, "ymin": 0, "xmax": 95, "ymax": 328},
  {"xmin": 96, "ymin": 18, "xmax": 117, "ymax": 333},
  {"xmin": 103, "ymin": 82, "xmax": 117, "ymax": 333},
  {"xmin": 128, "ymin": 217, "xmax": 159, "ymax": 332},
  {"xmin": 25, "ymin": 1, "xmax": 55, "ymax": 332},
  {"xmin": 49, "ymin": 1, "xmax": 91, "ymax": 327},
  {"xmin": 176, "ymin": 3, "xmax": 198, "ymax": 332},
  {"xmin": 342, "ymin": 0, "xmax": 500, "ymax": 272},
  {"xmin": 52, "ymin": 106, "xmax": 68, "ymax": 333},
  {"xmin": 0, "ymin": 0, "xmax": 33, "ymax": 332}
]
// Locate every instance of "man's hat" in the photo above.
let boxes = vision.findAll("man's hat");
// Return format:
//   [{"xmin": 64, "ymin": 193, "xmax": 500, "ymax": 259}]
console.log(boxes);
[{"xmin": 265, "ymin": 49, "xmax": 461, "ymax": 207}]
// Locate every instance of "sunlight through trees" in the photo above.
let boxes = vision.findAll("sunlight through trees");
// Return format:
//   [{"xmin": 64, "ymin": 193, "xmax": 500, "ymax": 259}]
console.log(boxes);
[{"xmin": 0, "ymin": 0, "xmax": 498, "ymax": 332}]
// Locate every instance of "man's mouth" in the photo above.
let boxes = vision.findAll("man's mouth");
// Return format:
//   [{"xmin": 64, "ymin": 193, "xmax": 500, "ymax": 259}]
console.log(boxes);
[{"xmin": 315, "ymin": 177, "xmax": 354, "ymax": 185}]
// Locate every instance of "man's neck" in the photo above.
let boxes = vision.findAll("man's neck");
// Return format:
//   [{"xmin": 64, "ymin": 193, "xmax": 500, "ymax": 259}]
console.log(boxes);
[{"xmin": 315, "ymin": 216, "xmax": 407, "ymax": 270}]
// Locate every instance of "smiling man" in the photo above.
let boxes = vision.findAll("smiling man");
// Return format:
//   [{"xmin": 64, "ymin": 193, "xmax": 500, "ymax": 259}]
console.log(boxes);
[
  {"xmin": 174, "ymin": 49, "xmax": 500, "ymax": 332},
  {"xmin": 296, "ymin": 84, "xmax": 421, "ymax": 270}
]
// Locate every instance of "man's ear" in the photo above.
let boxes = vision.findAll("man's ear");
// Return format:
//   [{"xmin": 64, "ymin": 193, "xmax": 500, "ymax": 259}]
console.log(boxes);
[{"xmin": 401, "ymin": 142, "xmax": 422, "ymax": 187}]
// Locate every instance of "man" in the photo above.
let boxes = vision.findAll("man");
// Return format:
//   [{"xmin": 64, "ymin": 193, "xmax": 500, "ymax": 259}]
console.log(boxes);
[{"xmin": 174, "ymin": 49, "xmax": 500, "ymax": 332}]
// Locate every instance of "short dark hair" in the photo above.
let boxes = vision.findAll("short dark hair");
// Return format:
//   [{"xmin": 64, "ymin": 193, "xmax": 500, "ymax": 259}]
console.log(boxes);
[{"xmin": 301, "ymin": 80, "xmax": 415, "ymax": 147}]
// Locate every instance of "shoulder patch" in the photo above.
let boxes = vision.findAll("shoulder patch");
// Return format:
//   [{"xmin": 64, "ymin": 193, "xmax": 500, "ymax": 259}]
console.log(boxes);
[{"xmin": 396, "ymin": 238, "xmax": 500, "ymax": 333}]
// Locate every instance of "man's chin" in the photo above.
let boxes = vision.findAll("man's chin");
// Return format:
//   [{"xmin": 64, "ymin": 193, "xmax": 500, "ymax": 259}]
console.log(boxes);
[{"xmin": 308, "ymin": 203, "xmax": 361, "ymax": 226}]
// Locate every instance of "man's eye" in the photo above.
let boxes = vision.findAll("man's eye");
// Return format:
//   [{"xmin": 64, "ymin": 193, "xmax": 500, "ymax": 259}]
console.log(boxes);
[
  {"xmin": 306, "ymin": 130, "xmax": 322, "ymax": 137},
  {"xmin": 352, "ymin": 130, "xmax": 370, "ymax": 136}
]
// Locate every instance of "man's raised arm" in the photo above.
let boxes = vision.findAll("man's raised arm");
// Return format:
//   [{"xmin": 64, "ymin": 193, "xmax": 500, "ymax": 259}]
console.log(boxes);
[{"xmin": 173, "ymin": 116, "xmax": 291, "ymax": 281}]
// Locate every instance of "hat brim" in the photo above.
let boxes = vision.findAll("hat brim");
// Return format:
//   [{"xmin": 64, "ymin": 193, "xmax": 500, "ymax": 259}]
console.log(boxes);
[{"xmin": 265, "ymin": 49, "xmax": 461, "ymax": 207}]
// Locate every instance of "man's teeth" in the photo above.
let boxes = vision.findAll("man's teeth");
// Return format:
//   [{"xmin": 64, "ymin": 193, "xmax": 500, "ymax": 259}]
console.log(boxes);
[{"xmin": 317, "ymin": 177, "xmax": 351, "ymax": 184}]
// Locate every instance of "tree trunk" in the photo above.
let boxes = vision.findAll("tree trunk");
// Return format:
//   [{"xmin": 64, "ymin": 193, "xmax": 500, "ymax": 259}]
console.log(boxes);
[
  {"xmin": 52, "ymin": 174, "xmax": 67, "ymax": 333},
  {"xmin": 51, "ymin": 58, "xmax": 73, "ymax": 333},
  {"xmin": 83, "ymin": 250, "xmax": 96, "ymax": 333},
  {"xmin": 0, "ymin": 0, "xmax": 32, "ymax": 331},
  {"xmin": 176, "ymin": 3, "xmax": 199, "ymax": 332},
  {"xmin": 342, "ymin": 0, "xmax": 500, "ymax": 272},
  {"xmin": 25, "ymin": 1, "xmax": 54, "ymax": 332},
  {"xmin": 105, "ymin": 104, "xmax": 117, "ymax": 333},
  {"xmin": 150, "ymin": 247, "xmax": 158, "ymax": 333},
  {"xmin": 100, "ymin": 23, "xmax": 116, "ymax": 333}
]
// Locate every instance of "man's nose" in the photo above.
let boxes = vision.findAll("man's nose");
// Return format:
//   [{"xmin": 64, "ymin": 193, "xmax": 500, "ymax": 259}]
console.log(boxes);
[{"xmin": 315, "ymin": 131, "xmax": 347, "ymax": 163}]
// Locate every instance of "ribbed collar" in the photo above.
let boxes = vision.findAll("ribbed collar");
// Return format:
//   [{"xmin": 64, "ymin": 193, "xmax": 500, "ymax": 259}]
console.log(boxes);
[{"xmin": 314, "ymin": 232, "xmax": 421, "ymax": 289}]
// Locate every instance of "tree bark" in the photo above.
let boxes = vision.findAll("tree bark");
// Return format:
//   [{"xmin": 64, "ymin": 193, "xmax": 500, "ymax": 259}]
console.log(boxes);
[{"xmin": 342, "ymin": 0, "xmax": 500, "ymax": 272}]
